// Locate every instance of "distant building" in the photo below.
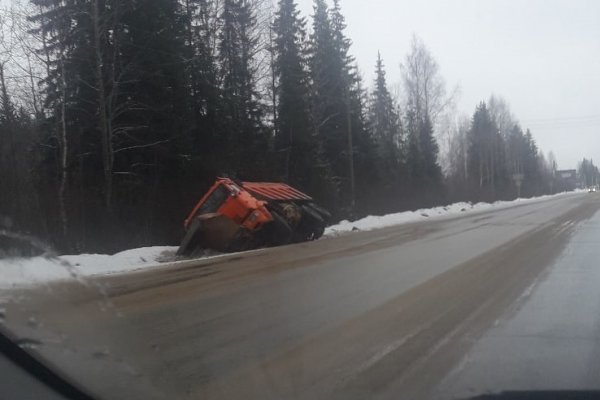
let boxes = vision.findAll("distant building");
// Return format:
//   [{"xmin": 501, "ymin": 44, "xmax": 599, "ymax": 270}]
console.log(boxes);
[{"xmin": 555, "ymin": 169, "xmax": 578, "ymax": 191}]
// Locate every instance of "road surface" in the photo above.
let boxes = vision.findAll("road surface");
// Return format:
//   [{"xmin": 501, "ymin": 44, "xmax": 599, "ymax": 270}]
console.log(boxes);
[{"xmin": 4, "ymin": 192, "xmax": 600, "ymax": 399}]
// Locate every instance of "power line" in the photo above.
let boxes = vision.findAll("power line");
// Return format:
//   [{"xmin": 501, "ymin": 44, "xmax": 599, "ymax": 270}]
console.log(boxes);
[
  {"xmin": 519, "ymin": 114, "xmax": 600, "ymax": 130},
  {"xmin": 521, "ymin": 114, "xmax": 600, "ymax": 123}
]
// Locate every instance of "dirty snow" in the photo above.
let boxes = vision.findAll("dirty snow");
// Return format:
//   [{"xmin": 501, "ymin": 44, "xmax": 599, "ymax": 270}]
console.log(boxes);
[{"xmin": 0, "ymin": 190, "xmax": 584, "ymax": 290}]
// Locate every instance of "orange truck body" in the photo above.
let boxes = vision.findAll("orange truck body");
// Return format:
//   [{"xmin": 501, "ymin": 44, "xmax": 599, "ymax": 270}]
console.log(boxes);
[
  {"xmin": 178, "ymin": 178, "xmax": 330, "ymax": 256},
  {"xmin": 184, "ymin": 178, "xmax": 274, "ymax": 232}
]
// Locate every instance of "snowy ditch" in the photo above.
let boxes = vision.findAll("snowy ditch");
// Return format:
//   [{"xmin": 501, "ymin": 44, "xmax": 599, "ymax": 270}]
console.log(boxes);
[{"xmin": 0, "ymin": 190, "xmax": 584, "ymax": 289}]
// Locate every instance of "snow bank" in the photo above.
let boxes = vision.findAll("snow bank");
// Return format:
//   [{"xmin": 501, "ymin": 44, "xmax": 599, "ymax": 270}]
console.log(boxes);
[
  {"xmin": 60, "ymin": 246, "xmax": 178, "ymax": 276},
  {"xmin": 0, "ymin": 246, "xmax": 178, "ymax": 291},
  {"xmin": 325, "ymin": 190, "xmax": 583, "ymax": 236}
]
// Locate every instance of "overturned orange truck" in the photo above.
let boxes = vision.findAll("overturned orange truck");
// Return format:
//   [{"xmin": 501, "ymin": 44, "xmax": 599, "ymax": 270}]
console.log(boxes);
[{"xmin": 177, "ymin": 178, "xmax": 331, "ymax": 256}]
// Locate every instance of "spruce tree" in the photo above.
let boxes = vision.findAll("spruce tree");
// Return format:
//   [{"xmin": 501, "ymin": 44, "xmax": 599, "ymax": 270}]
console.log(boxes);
[
  {"xmin": 467, "ymin": 102, "xmax": 504, "ymax": 198},
  {"xmin": 309, "ymin": 0, "xmax": 375, "ymax": 214},
  {"xmin": 523, "ymin": 129, "xmax": 539, "ymax": 192},
  {"xmin": 418, "ymin": 114, "xmax": 442, "ymax": 185},
  {"xmin": 273, "ymin": 0, "xmax": 317, "ymax": 189},
  {"xmin": 368, "ymin": 52, "xmax": 402, "ymax": 184},
  {"xmin": 404, "ymin": 106, "xmax": 421, "ymax": 182},
  {"xmin": 218, "ymin": 0, "xmax": 266, "ymax": 176},
  {"xmin": 29, "ymin": 0, "xmax": 99, "ymax": 249},
  {"xmin": 309, "ymin": 0, "xmax": 344, "ymax": 209},
  {"xmin": 183, "ymin": 0, "xmax": 220, "ymax": 151}
]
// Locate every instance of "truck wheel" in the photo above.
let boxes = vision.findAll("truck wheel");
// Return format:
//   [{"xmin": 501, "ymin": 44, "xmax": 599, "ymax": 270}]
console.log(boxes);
[
  {"xmin": 306, "ymin": 203, "xmax": 332, "ymax": 223},
  {"xmin": 308, "ymin": 214, "xmax": 325, "ymax": 240},
  {"xmin": 300, "ymin": 205, "xmax": 326, "ymax": 240},
  {"xmin": 312, "ymin": 219, "xmax": 325, "ymax": 240},
  {"xmin": 266, "ymin": 212, "xmax": 293, "ymax": 246}
]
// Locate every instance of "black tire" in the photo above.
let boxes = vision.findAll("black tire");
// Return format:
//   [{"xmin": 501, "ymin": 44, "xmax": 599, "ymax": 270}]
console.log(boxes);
[
  {"xmin": 309, "ymin": 214, "xmax": 325, "ymax": 240},
  {"xmin": 306, "ymin": 202, "xmax": 331, "ymax": 223},
  {"xmin": 300, "ymin": 205, "xmax": 326, "ymax": 240},
  {"xmin": 312, "ymin": 219, "xmax": 325, "ymax": 240},
  {"xmin": 265, "ymin": 211, "xmax": 293, "ymax": 247},
  {"xmin": 225, "ymin": 229, "xmax": 254, "ymax": 253}
]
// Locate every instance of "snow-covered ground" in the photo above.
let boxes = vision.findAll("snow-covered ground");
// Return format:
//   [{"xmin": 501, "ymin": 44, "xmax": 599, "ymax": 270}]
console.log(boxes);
[
  {"xmin": 0, "ymin": 190, "xmax": 584, "ymax": 290},
  {"xmin": 325, "ymin": 190, "xmax": 583, "ymax": 235}
]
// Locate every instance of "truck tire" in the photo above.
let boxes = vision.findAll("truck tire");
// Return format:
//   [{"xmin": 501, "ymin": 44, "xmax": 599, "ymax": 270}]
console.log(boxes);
[
  {"xmin": 300, "ymin": 204, "xmax": 326, "ymax": 240},
  {"xmin": 309, "ymin": 214, "xmax": 325, "ymax": 240},
  {"xmin": 306, "ymin": 203, "xmax": 331, "ymax": 223},
  {"xmin": 265, "ymin": 211, "xmax": 293, "ymax": 247}
]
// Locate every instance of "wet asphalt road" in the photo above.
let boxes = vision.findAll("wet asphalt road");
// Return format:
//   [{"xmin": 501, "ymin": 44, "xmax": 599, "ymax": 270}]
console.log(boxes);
[
  {"xmin": 437, "ymin": 204, "xmax": 600, "ymax": 398},
  {"xmin": 5, "ymin": 192, "xmax": 600, "ymax": 400}
]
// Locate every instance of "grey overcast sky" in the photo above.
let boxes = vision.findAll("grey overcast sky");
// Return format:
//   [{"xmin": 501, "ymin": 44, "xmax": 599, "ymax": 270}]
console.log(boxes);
[{"xmin": 296, "ymin": 0, "xmax": 600, "ymax": 169}]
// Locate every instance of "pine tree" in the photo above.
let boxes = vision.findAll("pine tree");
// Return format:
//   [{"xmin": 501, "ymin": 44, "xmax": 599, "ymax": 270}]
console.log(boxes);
[
  {"xmin": 523, "ymin": 129, "xmax": 539, "ymax": 192},
  {"xmin": 403, "ymin": 105, "xmax": 442, "ymax": 194},
  {"xmin": 505, "ymin": 124, "xmax": 540, "ymax": 196},
  {"xmin": 419, "ymin": 115, "xmax": 442, "ymax": 184},
  {"xmin": 404, "ymin": 106, "xmax": 421, "ymax": 182},
  {"xmin": 0, "ymin": 64, "xmax": 19, "ymax": 225},
  {"xmin": 309, "ymin": 0, "xmax": 375, "ymax": 214},
  {"xmin": 183, "ymin": 0, "xmax": 220, "ymax": 151},
  {"xmin": 29, "ymin": 0, "xmax": 98, "ymax": 249},
  {"xmin": 272, "ymin": 0, "xmax": 318, "ymax": 189},
  {"xmin": 218, "ymin": 0, "xmax": 267, "ymax": 176},
  {"xmin": 506, "ymin": 124, "xmax": 525, "ymax": 175},
  {"xmin": 348, "ymin": 68, "xmax": 380, "ymax": 214},
  {"xmin": 579, "ymin": 158, "xmax": 599, "ymax": 188},
  {"xmin": 309, "ymin": 0, "xmax": 340, "ymax": 140},
  {"xmin": 467, "ymin": 102, "xmax": 505, "ymax": 198},
  {"xmin": 330, "ymin": 0, "xmax": 353, "ymax": 77},
  {"xmin": 368, "ymin": 52, "xmax": 402, "ymax": 184},
  {"xmin": 330, "ymin": 0, "xmax": 374, "ymax": 214},
  {"xmin": 28, "ymin": 0, "xmax": 194, "ymax": 251},
  {"xmin": 309, "ymin": 0, "xmax": 344, "ymax": 209}
]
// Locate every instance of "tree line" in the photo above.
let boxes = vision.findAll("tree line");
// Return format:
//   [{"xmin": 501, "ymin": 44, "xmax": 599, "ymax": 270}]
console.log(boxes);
[
  {"xmin": 0, "ymin": 0, "xmax": 572, "ymax": 254},
  {"xmin": 445, "ymin": 96, "xmax": 563, "ymax": 202},
  {"xmin": 578, "ymin": 158, "xmax": 599, "ymax": 188}
]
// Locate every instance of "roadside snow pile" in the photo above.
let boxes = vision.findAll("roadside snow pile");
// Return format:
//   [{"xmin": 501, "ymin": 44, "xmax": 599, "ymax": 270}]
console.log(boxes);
[
  {"xmin": 0, "ymin": 246, "xmax": 177, "ymax": 290},
  {"xmin": 325, "ymin": 190, "xmax": 582, "ymax": 236},
  {"xmin": 1, "ymin": 257, "xmax": 74, "ymax": 290},
  {"xmin": 325, "ymin": 202, "xmax": 473, "ymax": 235},
  {"xmin": 60, "ymin": 246, "xmax": 179, "ymax": 276}
]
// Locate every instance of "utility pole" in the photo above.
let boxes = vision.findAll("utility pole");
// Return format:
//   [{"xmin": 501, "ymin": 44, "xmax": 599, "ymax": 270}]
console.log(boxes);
[
  {"xmin": 346, "ymin": 85, "xmax": 355, "ymax": 213},
  {"xmin": 513, "ymin": 173, "xmax": 524, "ymax": 198}
]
